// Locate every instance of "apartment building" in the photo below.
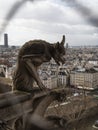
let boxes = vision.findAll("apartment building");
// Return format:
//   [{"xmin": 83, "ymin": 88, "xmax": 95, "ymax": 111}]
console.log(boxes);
[
  {"xmin": 34, "ymin": 71, "xmax": 57, "ymax": 89},
  {"xmin": 58, "ymin": 68, "xmax": 69, "ymax": 87},
  {"xmin": 70, "ymin": 68, "xmax": 98, "ymax": 90}
]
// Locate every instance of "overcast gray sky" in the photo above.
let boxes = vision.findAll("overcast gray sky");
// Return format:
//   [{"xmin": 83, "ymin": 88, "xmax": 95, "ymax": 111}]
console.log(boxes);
[{"xmin": 0, "ymin": 0, "xmax": 98, "ymax": 46}]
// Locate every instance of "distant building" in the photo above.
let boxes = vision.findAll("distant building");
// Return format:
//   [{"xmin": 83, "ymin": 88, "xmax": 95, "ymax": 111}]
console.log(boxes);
[
  {"xmin": 34, "ymin": 71, "xmax": 57, "ymax": 89},
  {"xmin": 58, "ymin": 67, "xmax": 69, "ymax": 87},
  {"xmin": 88, "ymin": 60, "xmax": 98, "ymax": 65},
  {"xmin": 66, "ymin": 43, "xmax": 69, "ymax": 49},
  {"xmin": 70, "ymin": 68, "xmax": 98, "ymax": 90},
  {"xmin": 0, "ymin": 65, "xmax": 8, "ymax": 78},
  {"xmin": 4, "ymin": 33, "xmax": 8, "ymax": 48}
]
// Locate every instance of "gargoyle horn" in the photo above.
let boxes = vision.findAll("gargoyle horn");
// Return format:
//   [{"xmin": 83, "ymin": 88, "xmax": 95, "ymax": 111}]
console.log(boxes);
[{"xmin": 61, "ymin": 35, "xmax": 65, "ymax": 46}]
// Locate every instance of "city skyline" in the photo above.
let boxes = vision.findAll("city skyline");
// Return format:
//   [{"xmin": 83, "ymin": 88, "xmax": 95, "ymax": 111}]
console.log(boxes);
[{"xmin": 0, "ymin": 0, "xmax": 98, "ymax": 46}]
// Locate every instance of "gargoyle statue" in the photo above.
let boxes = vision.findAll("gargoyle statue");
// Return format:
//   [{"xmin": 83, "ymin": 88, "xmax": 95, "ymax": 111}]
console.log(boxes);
[{"xmin": 13, "ymin": 35, "xmax": 66, "ymax": 92}]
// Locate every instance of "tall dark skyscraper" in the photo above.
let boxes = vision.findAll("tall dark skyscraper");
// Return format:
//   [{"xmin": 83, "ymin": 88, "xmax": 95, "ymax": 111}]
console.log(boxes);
[
  {"xmin": 66, "ymin": 43, "xmax": 69, "ymax": 49},
  {"xmin": 4, "ymin": 33, "xmax": 8, "ymax": 48}
]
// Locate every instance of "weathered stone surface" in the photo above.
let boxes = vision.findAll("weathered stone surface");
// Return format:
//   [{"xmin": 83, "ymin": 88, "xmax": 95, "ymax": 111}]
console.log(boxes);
[
  {"xmin": 0, "ymin": 89, "xmax": 66, "ymax": 119},
  {"xmin": 0, "ymin": 90, "xmax": 33, "ymax": 121}
]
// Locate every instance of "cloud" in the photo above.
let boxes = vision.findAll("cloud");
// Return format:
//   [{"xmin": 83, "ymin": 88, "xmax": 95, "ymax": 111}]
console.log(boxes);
[
  {"xmin": 63, "ymin": 0, "xmax": 98, "ymax": 27},
  {"xmin": 1, "ymin": 17, "xmax": 96, "ymax": 46},
  {"xmin": 0, "ymin": 0, "xmax": 98, "ymax": 46},
  {"xmin": 8, "ymin": 18, "xmax": 97, "ymax": 35},
  {"xmin": 14, "ymin": 0, "xmax": 85, "ymax": 25},
  {"xmin": 0, "ymin": 0, "xmax": 36, "ymax": 35}
]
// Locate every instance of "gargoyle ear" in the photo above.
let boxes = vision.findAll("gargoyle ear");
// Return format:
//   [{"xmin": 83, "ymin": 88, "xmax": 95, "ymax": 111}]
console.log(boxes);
[
  {"xmin": 55, "ymin": 42, "xmax": 60, "ymax": 49},
  {"xmin": 61, "ymin": 35, "xmax": 65, "ymax": 46}
]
